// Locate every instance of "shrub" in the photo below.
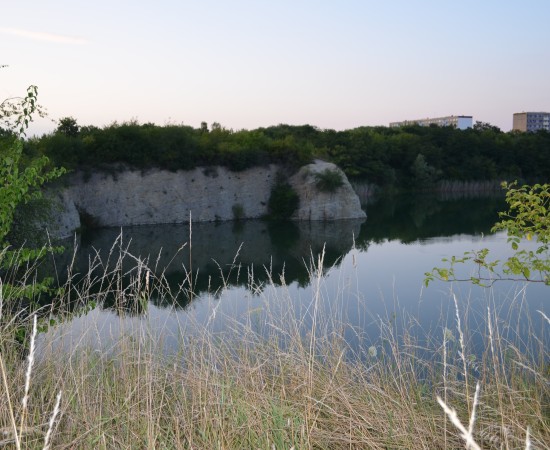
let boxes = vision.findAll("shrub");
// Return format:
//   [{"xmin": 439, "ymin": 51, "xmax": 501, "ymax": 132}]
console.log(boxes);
[
  {"xmin": 268, "ymin": 182, "xmax": 299, "ymax": 220},
  {"xmin": 232, "ymin": 203, "xmax": 245, "ymax": 221},
  {"xmin": 314, "ymin": 168, "xmax": 344, "ymax": 193}
]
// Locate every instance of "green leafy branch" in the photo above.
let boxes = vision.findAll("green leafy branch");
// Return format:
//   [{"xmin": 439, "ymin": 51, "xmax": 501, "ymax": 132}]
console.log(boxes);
[
  {"xmin": 425, "ymin": 182, "xmax": 550, "ymax": 287},
  {"xmin": 0, "ymin": 85, "xmax": 49, "ymax": 135},
  {"xmin": 1, "ymin": 82, "xmax": 66, "ymax": 303},
  {"xmin": 1, "ymin": 140, "xmax": 66, "ymax": 244}
]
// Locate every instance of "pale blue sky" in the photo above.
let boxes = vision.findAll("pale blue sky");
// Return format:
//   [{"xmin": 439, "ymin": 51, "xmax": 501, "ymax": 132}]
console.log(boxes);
[{"xmin": 2, "ymin": 0, "xmax": 549, "ymax": 135}]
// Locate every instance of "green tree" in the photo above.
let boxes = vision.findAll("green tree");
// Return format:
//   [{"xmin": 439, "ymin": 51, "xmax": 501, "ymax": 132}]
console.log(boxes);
[
  {"xmin": 425, "ymin": 182, "xmax": 550, "ymax": 286},
  {"xmin": 56, "ymin": 116, "xmax": 80, "ymax": 137},
  {"xmin": 411, "ymin": 153, "xmax": 441, "ymax": 188},
  {"xmin": 473, "ymin": 121, "xmax": 501, "ymax": 133}
]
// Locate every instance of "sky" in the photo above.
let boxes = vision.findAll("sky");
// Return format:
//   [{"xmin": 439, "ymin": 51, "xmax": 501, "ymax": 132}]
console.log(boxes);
[{"xmin": 1, "ymin": 0, "xmax": 549, "ymax": 135}]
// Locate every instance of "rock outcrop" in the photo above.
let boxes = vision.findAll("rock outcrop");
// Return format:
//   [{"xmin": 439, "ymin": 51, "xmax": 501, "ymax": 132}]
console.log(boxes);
[
  {"xmin": 289, "ymin": 160, "xmax": 366, "ymax": 221},
  {"xmin": 46, "ymin": 160, "xmax": 366, "ymax": 238}
]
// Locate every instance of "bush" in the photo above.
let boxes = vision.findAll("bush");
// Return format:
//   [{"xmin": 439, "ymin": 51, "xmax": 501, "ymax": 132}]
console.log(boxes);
[
  {"xmin": 232, "ymin": 203, "xmax": 245, "ymax": 221},
  {"xmin": 268, "ymin": 182, "xmax": 299, "ymax": 220},
  {"xmin": 0, "ymin": 84, "xmax": 66, "ymax": 307},
  {"xmin": 314, "ymin": 168, "xmax": 344, "ymax": 193}
]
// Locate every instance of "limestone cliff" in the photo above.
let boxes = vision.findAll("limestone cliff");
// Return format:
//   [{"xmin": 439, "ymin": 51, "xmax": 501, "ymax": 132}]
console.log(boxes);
[{"xmin": 47, "ymin": 160, "xmax": 366, "ymax": 238}]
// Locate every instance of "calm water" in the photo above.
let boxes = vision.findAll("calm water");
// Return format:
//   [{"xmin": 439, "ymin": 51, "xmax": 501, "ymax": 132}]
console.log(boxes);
[{"xmin": 43, "ymin": 193, "xmax": 549, "ymax": 357}]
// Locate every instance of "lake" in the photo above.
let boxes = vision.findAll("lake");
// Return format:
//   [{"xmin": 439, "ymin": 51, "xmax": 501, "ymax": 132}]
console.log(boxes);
[{"xmin": 41, "ymin": 193, "xmax": 549, "ymax": 360}]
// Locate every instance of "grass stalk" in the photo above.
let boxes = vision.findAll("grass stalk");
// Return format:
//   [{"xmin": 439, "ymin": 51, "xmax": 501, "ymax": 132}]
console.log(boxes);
[
  {"xmin": 453, "ymin": 293, "xmax": 471, "ymax": 414},
  {"xmin": 437, "ymin": 391, "xmax": 482, "ymax": 450},
  {"xmin": 43, "ymin": 390, "xmax": 62, "ymax": 450},
  {"xmin": 19, "ymin": 314, "xmax": 37, "ymax": 441},
  {"xmin": 0, "ymin": 353, "xmax": 20, "ymax": 450}
]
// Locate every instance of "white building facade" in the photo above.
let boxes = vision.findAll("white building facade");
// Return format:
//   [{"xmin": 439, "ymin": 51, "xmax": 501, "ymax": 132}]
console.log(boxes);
[{"xmin": 390, "ymin": 115, "xmax": 473, "ymax": 130}]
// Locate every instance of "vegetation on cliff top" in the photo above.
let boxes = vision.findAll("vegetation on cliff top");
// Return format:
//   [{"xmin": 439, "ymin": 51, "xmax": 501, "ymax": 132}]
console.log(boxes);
[{"xmin": 24, "ymin": 119, "xmax": 550, "ymax": 188}]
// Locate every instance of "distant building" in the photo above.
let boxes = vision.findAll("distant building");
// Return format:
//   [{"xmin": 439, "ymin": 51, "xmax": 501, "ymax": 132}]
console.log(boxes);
[
  {"xmin": 513, "ymin": 112, "xmax": 550, "ymax": 132},
  {"xmin": 390, "ymin": 115, "xmax": 473, "ymax": 130}
]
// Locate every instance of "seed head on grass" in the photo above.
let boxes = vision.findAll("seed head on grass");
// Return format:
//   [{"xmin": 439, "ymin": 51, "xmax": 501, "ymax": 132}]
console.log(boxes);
[
  {"xmin": 19, "ymin": 313, "xmax": 38, "ymax": 444},
  {"xmin": 43, "ymin": 390, "xmax": 62, "ymax": 450},
  {"xmin": 437, "ymin": 382, "xmax": 482, "ymax": 450},
  {"xmin": 453, "ymin": 293, "xmax": 471, "ymax": 413},
  {"xmin": 537, "ymin": 309, "xmax": 550, "ymax": 325},
  {"xmin": 21, "ymin": 314, "xmax": 37, "ymax": 412}
]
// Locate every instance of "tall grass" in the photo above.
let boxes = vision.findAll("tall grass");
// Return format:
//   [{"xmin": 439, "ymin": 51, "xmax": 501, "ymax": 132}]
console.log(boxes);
[{"xmin": 0, "ymin": 237, "xmax": 548, "ymax": 449}]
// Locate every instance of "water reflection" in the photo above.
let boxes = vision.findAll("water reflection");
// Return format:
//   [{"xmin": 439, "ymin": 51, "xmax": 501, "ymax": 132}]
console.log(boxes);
[
  {"xmin": 360, "ymin": 193, "xmax": 506, "ymax": 244},
  {"xmin": 57, "ymin": 218, "xmax": 364, "ymax": 309},
  {"xmin": 42, "ymin": 192, "xmax": 549, "ymax": 359},
  {"xmin": 56, "ymin": 193, "xmax": 507, "ymax": 309},
  {"xmin": 62, "ymin": 193, "xmax": 506, "ymax": 299}
]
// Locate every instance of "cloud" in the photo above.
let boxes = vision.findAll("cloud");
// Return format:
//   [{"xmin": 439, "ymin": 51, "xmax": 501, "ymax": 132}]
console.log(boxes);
[{"xmin": 0, "ymin": 27, "xmax": 88, "ymax": 45}]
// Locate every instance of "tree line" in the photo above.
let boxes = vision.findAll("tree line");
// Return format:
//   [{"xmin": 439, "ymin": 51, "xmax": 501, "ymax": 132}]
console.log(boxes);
[{"xmin": 19, "ymin": 118, "xmax": 550, "ymax": 189}]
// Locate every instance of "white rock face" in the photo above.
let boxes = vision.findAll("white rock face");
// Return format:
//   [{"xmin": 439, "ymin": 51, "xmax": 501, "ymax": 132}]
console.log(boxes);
[
  {"xmin": 289, "ymin": 160, "xmax": 367, "ymax": 221},
  {"xmin": 47, "ymin": 161, "xmax": 366, "ymax": 238},
  {"xmin": 39, "ymin": 189, "xmax": 80, "ymax": 239},
  {"xmin": 66, "ymin": 165, "xmax": 280, "ymax": 227}
]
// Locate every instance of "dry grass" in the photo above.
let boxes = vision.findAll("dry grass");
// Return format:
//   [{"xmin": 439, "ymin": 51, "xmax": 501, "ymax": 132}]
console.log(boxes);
[{"xmin": 0, "ymin": 240, "xmax": 548, "ymax": 449}]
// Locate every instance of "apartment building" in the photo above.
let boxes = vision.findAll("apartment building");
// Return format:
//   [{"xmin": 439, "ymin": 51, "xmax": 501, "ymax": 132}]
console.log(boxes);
[
  {"xmin": 513, "ymin": 112, "xmax": 550, "ymax": 132},
  {"xmin": 390, "ymin": 115, "xmax": 473, "ymax": 130}
]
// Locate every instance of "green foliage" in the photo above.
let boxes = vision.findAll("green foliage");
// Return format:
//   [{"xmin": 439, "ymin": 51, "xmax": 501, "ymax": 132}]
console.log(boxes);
[
  {"xmin": 23, "ymin": 119, "xmax": 550, "ymax": 189},
  {"xmin": 1, "ymin": 83, "xmax": 66, "ymax": 301},
  {"xmin": 425, "ymin": 182, "xmax": 550, "ymax": 286},
  {"xmin": 410, "ymin": 153, "xmax": 441, "ymax": 188},
  {"xmin": 494, "ymin": 182, "xmax": 550, "ymax": 246},
  {"xmin": 493, "ymin": 182, "xmax": 550, "ymax": 282},
  {"xmin": 268, "ymin": 182, "xmax": 300, "ymax": 220},
  {"xmin": 325, "ymin": 124, "xmax": 550, "ymax": 188},
  {"xmin": 1, "ymin": 84, "xmax": 48, "ymax": 134},
  {"xmin": 473, "ymin": 121, "xmax": 501, "ymax": 132},
  {"xmin": 35, "ymin": 122, "xmax": 315, "ymax": 173},
  {"xmin": 56, "ymin": 116, "xmax": 80, "ymax": 137},
  {"xmin": 1, "ymin": 136, "xmax": 65, "ymax": 246},
  {"xmin": 232, "ymin": 203, "xmax": 245, "ymax": 221},
  {"xmin": 314, "ymin": 168, "xmax": 344, "ymax": 193}
]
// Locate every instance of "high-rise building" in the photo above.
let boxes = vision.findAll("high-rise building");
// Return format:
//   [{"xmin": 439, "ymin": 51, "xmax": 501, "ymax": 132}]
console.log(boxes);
[
  {"xmin": 389, "ymin": 115, "xmax": 473, "ymax": 130},
  {"xmin": 513, "ymin": 112, "xmax": 550, "ymax": 132}
]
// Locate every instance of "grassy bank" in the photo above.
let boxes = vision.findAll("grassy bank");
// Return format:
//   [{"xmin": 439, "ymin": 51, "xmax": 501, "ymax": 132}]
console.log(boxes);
[{"xmin": 0, "ymin": 244, "xmax": 548, "ymax": 449}]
